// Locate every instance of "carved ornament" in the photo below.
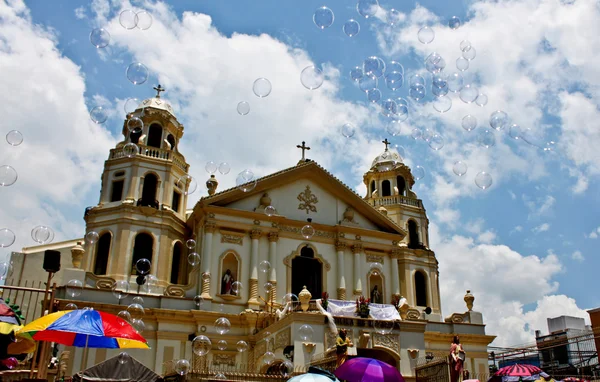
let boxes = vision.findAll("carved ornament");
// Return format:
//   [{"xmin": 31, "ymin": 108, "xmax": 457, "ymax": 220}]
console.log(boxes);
[
  {"xmin": 335, "ymin": 241, "xmax": 347, "ymax": 252},
  {"xmin": 250, "ymin": 229, "xmax": 262, "ymax": 240},
  {"xmin": 390, "ymin": 249, "xmax": 402, "ymax": 259},
  {"xmin": 221, "ymin": 233, "xmax": 243, "ymax": 246},
  {"xmin": 208, "ymin": 213, "xmax": 216, "ymax": 218},
  {"xmin": 164, "ymin": 285, "xmax": 185, "ymax": 297},
  {"xmin": 95, "ymin": 277, "xmax": 116, "ymax": 290},
  {"xmin": 254, "ymin": 219, "xmax": 261, "ymax": 226},
  {"xmin": 366, "ymin": 254, "xmax": 384, "ymax": 264},
  {"xmin": 275, "ymin": 328, "xmax": 291, "ymax": 350},
  {"xmin": 297, "ymin": 185, "xmax": 318, "ymax": 214},
  {"xmin": 279, "ymin": 224, "xmax": 336, "ymax": 239},
  {"xmin": 373, "ymin": 333, "xmax": 400, "ymax": 356},
  {"xmin": 205, "ymin": 221, "xmax": 217, "ymax": 233},
  {"xmin": 255, "ymin": 341, "xmax": 267, "ymax": 358},
  {"xmin": 213, "ymin": 352, "xmax": 236, "ymax": 367},
  {"xmin": 351, "ymin": 244, "xmax": 363, "ymax": 254},
  {"xmin": 406, "ymin": 309, "xmax": 421, "ymax": 320},
  {"xmin": 408, "ymin": 348, "xmax": 419, "ymax": 359},
  {"xmin": 268, "ymin": 232, "xmax": 280, "ymax": 242}
]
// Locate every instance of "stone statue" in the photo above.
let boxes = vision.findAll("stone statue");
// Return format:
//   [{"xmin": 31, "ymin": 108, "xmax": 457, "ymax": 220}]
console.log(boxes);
[
  {"xmin": 221, "ymin": 269, "xmax": 233, "ymax": 295},
  {"xmin": 370, "ymin": 285, "xmax": 382, "ymax": 304}
]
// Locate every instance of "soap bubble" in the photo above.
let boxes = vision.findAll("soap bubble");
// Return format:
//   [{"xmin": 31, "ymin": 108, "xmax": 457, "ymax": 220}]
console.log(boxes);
[
  {"xmin": 0, "ymin": 229, "xmax": 15, "ymax": 248},
  {"xmin": 218, "ymin": 162, "xmax": 230, "ymax": 175},
  {"xmin": 463, "ymin": 46, "xmax": 477, "ymax": 61},
  {"xmin": 126, "ymin": 63, "xmax": 149, "ymax": 85},
  {"xmin": 202, "ymin": 272, "xmax": 211, "ymax": 281},
  {"xmin": 132, "ymin": 318, "xmax": 145, "ymax": 332},
  {"xmin": 281, "ymin": 293, "xmax": 298, "ymax": 312},
  {"xmin": 369, "ymin": 262, "xmax": 382, "ymax": 275},
  {"xmin": 65, "ymin": 303, "xmax": 78, "ymax": 310},
  {"xmin": 263, "ymin": 351, "xmax": 275, "ymax": 365},
  {"xmin": 175, "ymin": 359, "xmax": 190, "ymax": 376},
  {"xmin": 236, "ymin": 340, "xmax": 249, "ymax": 352},
  {"xmin": 418, "ymin": 26, "xmax": 435, "ymax": 44},
  {"xmin": 237, "ymin": 101, "xmax": 250, "ymax": 115},
  {"xmin": 490, "ymin": 111, "xmax": 509, "ymax": 131},
  {"xmin": 123, "ymin": 143, "xmax": 139, "ymax": 158},
  {"xmin": 475, "ymin": 94, "xmax": 488, "ymax": 107},
  {"xmin": 215, "ymin": 317, "xmax": 231, "ymax": 335},
  {"xmin": 350, "ymin": 66, "xmax": 363, "ymax": 81},
  {"xmin": 343, "ymin": 19, "xmax": 360, "ymax": 37},
  {"xmin": 478, "ymin": 128, "xmax": 496, "ymax": 148},
  {"xmin": 66, "ymin": 279, "xmax": 83, "ymax": 298},
  {"xmin": 217, "ymin": 340, "xmax": 228, "ymax": 351},
  {"xmin": 124, "ymin": 98, "xmax": 139, "ymax": 115},
  {"xmin": 425, "ymin": 53, "xmax": 445, "ymax": 73},
  {"xmin": 176, "ymin": 175, "xmax": 198, "ymax": 195},
  {"xmin": 374, "ymin": 320, "xmax": 395, "ymax": 334},
  {"xmin": 298, "ymin": 324, "xmax": 314, "ymax": 341},
  {"xmin": 462, "ymin": 115, "xmax": 477, "ymax": 131},
  {"xmin": 460, "ymin": 40, "xmax": 472, "ymax": 52},
  {"xmin": 127, "ymin": 116, "xmax": 143, "ymax": 132},
  {"xmin": 459, "ymin": 84, "xmax": 478, "ymax": 104},
  {"xmin": 127, "ymin": 303, "xmax": 145, "ymax": 317},
  {"xmin": 385, "ymin": 71, "xmax": 404, "ymax": 90},
  {"xmin": 0, "ymin": 166, "xmax": 17, "ymax": 187},
  {"xmin": 386, "ymin": 120, "xmax": 402, "ymax": 136},
  {"xmin": 367, "ymin": 88, "xmax": 382, "ymax": 103},
  {"xmin": 456, "ymin": 57, "xmax": 469, "ymax": 71},
  {"xmin": 135, "ymin": 258, "xmax": 151, "ymax": 275},
  {"xmin": 475, "ymin": 171, "xmax": 493, "ymax": 190},
  {"xmin": 118, "ymin": 352, "xmax": 129, "ymax": 365},
  {"xmin": 387, "ymin": 9, "xmax": 403, "ymax": 25},
  {"xmin": 409, "ymin": 85, "xmax": 426, "ymax": 101},
  {"xmin": 447, "ymin": 72, "xmax": 464, "ymax": 93},
  {"xmin": 119, "ymin": 10, "xmax": 137, "ymax": 29},
  {"xmin": 301, "ymin": 224, "xmax": 315, "ymax": 239},
  {"xmin": 132, "ymin": 296, "xmax": 144, "ymax": 306},
  {"xmin": 259, "ymin": 260, "xmax": 271, "ymax": 274},
  {"xmin": 453, "ymin": 161, "xmax": 468, "ymax": 176},
  {"xmin": 357, "ymin": 0, "xmax": 379, "ymax": 18},
  {"xmin": 188, "ymin": 252, "xmax": 201, "ymax": 267},
  {"xmin": 313, "ymin": 6, "xmax": 334, "ymax": 29},
  {"xmin": 300, "ymin": 66, "xmax": 324, "ymax": 90},
  {"xmin": 205, "ymin": 161, "xmax": 218, "ymax": 174},
  {"xmin": 342, "ymin": 123, "xmax": 356, "ymax": 138},
  {"xmin": 422, "ymin": 129, "xmax": 433, "ymax": 142},
  {"xmin": 90, "ymin": 28, "xmax": 110, "ymax": 49},
  {"xmin": 236, "ymin": 169, "xmax": 257, "ymax": 192},
  {"xmin": 358, "ymin": 75, "xmax": 377, "ymax": 92},
  {"xmin": 192, "ymin": 335, "xmax": 212, "ymax": 356},
  {"xmin": 134, "ymin": 11, "xmax": 153, "ymax": 30},
  {"xmin": 433, "ymin": 96, "xmax": 452, "ymax": 113},
  {"xmin": 186, "ymin": 239, "xmax": 196, "ymax": 249},
  {"xmin": 264, "ymin": 282, "xmax": 274, "ymax": 293},
  {"xmin": 449, "ymin": 16, "xmax": 461, "ymax": 29},
  {"xmin": 381, "ymin": 99, "xmax": 398, "ymax": 117},
  {"xmin": 411, "ymin": 128, "xmax": 423, "ymax": 140},
  {"xmin": 90, "ymin": 106, "xmax": 109, "ymax": 124},
  {"xmin": 264, "ymin": 205, "xmax": 276, "ymax": 216},
  {"xmin": 428, "ymin": 134, "xmax": 445, "ymax": 150},
  {"xmin": 413, "ymin": 165, "xmax": 425, "ymax": 180},
  {"xmin": 281, "ymin": 361, "xmax": 294, "ymax": 377},
  {"xmin": 112, "ymin": 280, "xmax": 130, "ymax": 300},
  {"xmin": 31, "ymin": 225, "xmax": 54, "ymax": 244},
  {"xmin": 231, "ymin": 281, "xmax": 242, "ymax": 295},
  {"xmin": 363, "ymin": 56, "xmax": 385, "ymax": 78},
  {"xmin": 193, "ymin": 295, "xmax": 204, "ymax": 308},
  {"xmin": 5, "ymin": 130, "xmax": 23, "ymax": 146},
  {"xmin": 509, "ymin": 124, "xmax": 522, "ymax": 139},
  {"xmin": 86, "ymin": 231, "xmax": 100, "ymax": 244}
]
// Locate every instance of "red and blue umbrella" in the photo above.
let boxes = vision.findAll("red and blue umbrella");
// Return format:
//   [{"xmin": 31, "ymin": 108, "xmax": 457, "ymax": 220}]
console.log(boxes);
[
  {"xmin": 16, "ymin": 309, "xmax": 148, "ymax": 349},
  {"xmin": 334, "ymin": 357, "xmax": 404, "ymax": 382}
]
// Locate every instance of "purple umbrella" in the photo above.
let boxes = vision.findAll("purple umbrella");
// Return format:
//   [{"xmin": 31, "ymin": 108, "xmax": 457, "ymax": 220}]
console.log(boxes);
[{"xmin": 334, "ymin": 357, "xmax": 404, "ymax": 382}]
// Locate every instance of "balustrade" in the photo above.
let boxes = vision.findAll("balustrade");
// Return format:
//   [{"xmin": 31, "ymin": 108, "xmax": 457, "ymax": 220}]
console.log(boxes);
[
  {"xmin": 109, "ymin": 145, "xmax": 189, "ymax": 171},
  {"xmin": 369, "ymin": 195, "xmax": 423, "ymax": 208}
]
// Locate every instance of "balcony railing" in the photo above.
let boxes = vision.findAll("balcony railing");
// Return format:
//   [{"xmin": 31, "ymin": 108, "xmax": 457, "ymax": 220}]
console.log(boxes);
[
  {"xmin": 109, "ymin": 145, "xmax": 189, "ymax": 172},
  {"xmin": 137, "ymin": 198, "xmax": 160, "ymax": 209},
  {"xmin": 369, "ymin": 195, "xmax": 423, "ymax": 208}
]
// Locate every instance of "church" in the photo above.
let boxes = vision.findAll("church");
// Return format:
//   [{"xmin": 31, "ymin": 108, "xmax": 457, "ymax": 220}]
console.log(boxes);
[{"xmin": 12, "ymin": 88, "xmax": 495, "ymax": 380}]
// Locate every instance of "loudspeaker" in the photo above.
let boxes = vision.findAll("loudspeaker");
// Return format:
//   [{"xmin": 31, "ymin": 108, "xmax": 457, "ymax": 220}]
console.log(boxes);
[
  {"xmin": 424, "ymin": 307, "xmax": 432, "ymax": 315},
  {"xmin": 43, "ymin": 250, "xmax": 61, "ymax": 273}
]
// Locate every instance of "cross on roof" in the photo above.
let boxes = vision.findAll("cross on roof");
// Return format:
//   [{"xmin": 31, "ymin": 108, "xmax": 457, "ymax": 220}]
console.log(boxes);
[
  {"xmin": 297, "ymin": 141, "xmax": 311, "ymax": 161},
  {"xmin": 153, "ymin": 84, "xmax": 165, "ymax": 98},
  {"xmin": 382, "ymin": 138, "xmax": 391, "ymax": 150}
]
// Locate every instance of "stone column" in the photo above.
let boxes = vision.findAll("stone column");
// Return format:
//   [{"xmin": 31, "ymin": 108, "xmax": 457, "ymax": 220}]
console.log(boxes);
[
  {"xmin": 267, "ymin": 232, "xmax": 279, "ymax": 305},
  {"xmin": 390, "ymin": 249, "xmax": 401, "ymax": 298},
  {"xmin": 352, "ymin": 244, "xmax": 363, "ymax": 296},
  {"xmin": 200, "ymin": 222, "xmax": 216, "ymax": 299},
  {"xmin": 247, "ymin": 229, "xmax": 262, "ymax": 309},
  {"xmin": 125, "ymin": 165, "xmax": 139, "ymax": 201},
  {"xmin": 335, "ymin": 241, "xmax": 347, "ymax": 300}
]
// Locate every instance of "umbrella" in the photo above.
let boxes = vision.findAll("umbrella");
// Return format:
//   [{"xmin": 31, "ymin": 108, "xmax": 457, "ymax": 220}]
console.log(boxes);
[
  {"xmin": 17, "ymin": 309, "xmax": 148, "ymax": 349},
  {"xmin": 334, "ymin": 357, "xmax": 404, "ymax": 382},
  {"xmin": 288, "ymin": 366, "xmax": 340, "ymax": 382},
  {"xmin": 0, "ymin": 299, "xmax": 35, "ymax": 355},
  {"xmin": 495, "ymin": 365, "xmax": 543, "ymax": 376}
]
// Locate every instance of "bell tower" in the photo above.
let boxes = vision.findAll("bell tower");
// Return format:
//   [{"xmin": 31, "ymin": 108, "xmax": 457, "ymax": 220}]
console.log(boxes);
[
  {"xmin": 82, "ymin": 86, "xmax": 193, "ymax": 291},
  {"xmin": 363, "ymin": 140, "xmax": 442, "ymax": 317}
]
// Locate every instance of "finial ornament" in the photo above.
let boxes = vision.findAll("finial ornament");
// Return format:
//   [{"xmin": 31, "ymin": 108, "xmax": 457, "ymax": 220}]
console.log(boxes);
[
  {"xmin": 153, "ymin": 84, "xmax": 165, "ymax": 98},
  {"xmin": 296, "ymin": 141, "xmax": 311, "ymax": 161},
  {"xmin": 382, "ymin": 138, "xmax": 390, "ymax": 151}
]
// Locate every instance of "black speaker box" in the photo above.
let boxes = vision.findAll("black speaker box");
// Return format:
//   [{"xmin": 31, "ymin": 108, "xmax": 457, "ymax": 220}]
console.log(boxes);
[{"xmin": 43, "ymin": 249, "xmax": 61, "ymax": 273}]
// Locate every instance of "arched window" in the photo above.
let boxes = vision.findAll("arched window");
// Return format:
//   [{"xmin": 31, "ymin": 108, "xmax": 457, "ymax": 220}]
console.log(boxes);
[
  {"xmin": 397, "ymin": 176, "xmax": 406, "ymax": 196},
  {"xmin": 147, "ymin": 124, "xmax": 163, "ymax": 148},
  {"xmin": 369, "ymin": 272, "xmax": 384, "ymax": 304},
  {"xmin": 131, "ymin": 233, "xmax": 153, "ymax": 274},
  {"xmin": 141, "ymin": 173, "xmax": 158, "ymax": 206},
  {"xmin": 129, "ymin": 128, "xmax": 142, "ymax": 144},
  {"xmin": 414, "ymin": 271, "xmax": 427, "ymax": 306},
  {"xmin": 370, "ymin": 180, "xmax": 376, "ymax": 195},
  {"xmin": 382, "ymin": 180, "xmax": 391, "ymax": 197},
  {"xmin": 219, "ymin": 252, "xmax": 240, "ymax": 296},
  {"xmin": 170, "ymin": 242, "xmax": 187, "ymax": 284},
  {"xmin": 166, "ymin": 134, "xmax": 176, "ymax": 151},
  {"xmin": 94, "ymin": 233, "xmax": 111, "ymax": 275},
  {"xmin": 408, "ymin": 220, "xmax": 419, "ymax": 249},
  {"xmin": 292, "ymin": 246, "xmax": 322, "ymax": 296},
  {"xmin": 301, "ymin": 246, "xmax": 314, "ymax": 258}
]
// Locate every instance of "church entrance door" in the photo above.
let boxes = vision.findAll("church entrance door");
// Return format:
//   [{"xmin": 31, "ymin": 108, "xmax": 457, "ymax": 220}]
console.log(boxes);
[{"xmin": 291, "ymin": 246, "xmax": 322, "ymax": 297}]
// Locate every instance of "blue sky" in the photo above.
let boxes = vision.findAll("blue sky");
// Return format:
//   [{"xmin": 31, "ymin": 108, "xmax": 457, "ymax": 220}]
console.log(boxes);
[{"xmin": 1, "ymin": 0, "xmax": 599, "ymax": 346}]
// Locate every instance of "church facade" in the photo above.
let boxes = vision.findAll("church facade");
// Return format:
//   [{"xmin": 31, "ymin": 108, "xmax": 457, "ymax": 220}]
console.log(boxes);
[{"xmin": 13, "ymin": 90, "xmax": 495, "ymax": 380}]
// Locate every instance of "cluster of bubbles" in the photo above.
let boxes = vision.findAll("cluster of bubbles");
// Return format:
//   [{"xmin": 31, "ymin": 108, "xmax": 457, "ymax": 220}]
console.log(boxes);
[
  {"xmin": 89, "ymin": 9, "xmax": 153, "ymax": 49},
  {"xmin": 205, "ymin": 161, "xmax": 231, "ymax": 175},
  {"xmin": 0, "ymin": 129, "xmax": 23, "ymax": 188}
]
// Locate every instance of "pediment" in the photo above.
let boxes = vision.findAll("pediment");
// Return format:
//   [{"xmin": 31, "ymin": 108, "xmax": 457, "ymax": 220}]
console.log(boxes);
[{"xmin": 194, "ymin": 161, "xmax": 406, "ymax": 236}]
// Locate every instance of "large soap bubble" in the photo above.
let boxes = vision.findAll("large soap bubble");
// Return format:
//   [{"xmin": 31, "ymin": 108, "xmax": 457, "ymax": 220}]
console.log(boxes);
[
  {"xmin": 237, "ymin": 101, "xmax": 250, "ymax": 115},
  {"xmin": 298, "ymin": 324, "xmax": 314, "ymax": 341},
  {"xmin": 418, "ymin": 26, "xmax": 435, "ymax": 44},
  {"xmin": 363, "ymin": 56, "xmax": 385, "ymax": 78},
  {"xmin": 433, "ymin": 96, "xmax": 452, "ymax": 113},
  {"xmin": 413, "ymin": 165, "xmax": 425, "ymax": 180},
  {"xmin": 127, "ymin": 63, "xmax": 149, "ymax": 85},
  {"xmin": 0, "ymin": 166, "xmax": 17, "ymax": 187},
  {"xmin": 313, "ymin": 6, "xmax": 334, "ymax": 29},
  {"xmin": 357, "ymin": 0, "xmax": 379, "ymax": 18},
  {"xmin": 175, "ymin": 359, "xmax": 190, "ymax": 376},
  {"xmin": 90, "ymin": 106, "xmax": 109, "ymax": 124},
  {"xmin": 477, "ymin": 128, "xmax": 496, "ymax": 148},
  {"xmin": 111, "ymin": 280, "xmax": 130, "ymax": 300},
  {"xmin": 453, "ymin": 161, "xmax": 468, "ymax": 176},
  {"xmin": 188, "ymin": 252, "xmax": 201, "ymax": 267},
  {"xmin": 66, "ymin": 279, "xmax": 83, "ymax": 298},
  {"xmin": 253, "ymin": 78, "xmax": 272, "ymax": 98},
  {"xmin": 119, "ymin": 10, "xmax": 137, "ymax": 29},
  {"xmin": 341, "ymin": 123, "xmax": 356, "ymax": 138},
  {"xmin": 215, "ymin": 317, "xmax": 231, "ymax": 335},
  {"xmin": 475, "ymin": 171, "xmax": 493, "ymax": 190},
  {"xmin": 135, "ymin": 258, "xmax": 151, "ymax": 275},
  {"xmin": 236, "ymin": 340, "xmax": 249, "ymax": 352},
  {"xmin": 135, "ymin": 11, "xmax": 153, "ymax": 30},
  {"xmin": 462, "ymin": 115, "xmax": 477, "ymax": 131},
  {"xmin": 31, "ymin": 225, "xmax": 54, "ymax": 244},
  {"xmin": 236, "ymin": 170, "xmax": 257, "ymax": 192},
  {"xmin": 300, "ymin": 66, "xmax": 324, "ymax": 90},
  {"xmin": 343, "ymin": 19, "xmax": 360, "ymax": 37},
  {"xmin": 176, "ymin": 175, "xmax": 197, "ymax": 195},
  {"xmin": 490, "ymin": 111, "xmax": 509, "ymax": 131},
  {"xmin": 449, "ymin": 16, "xmax": 461, "ymax": 29},
  {"xmin": 90, "ymin": 28, "xmax": 110, "ymax": 48},
  {"xmin": 0, "ymin": 229, "xmax": 15, "ymax": 248},
  {"xmin": 6, "ymin": 130, "xmax": 23, "ymax": 146}
]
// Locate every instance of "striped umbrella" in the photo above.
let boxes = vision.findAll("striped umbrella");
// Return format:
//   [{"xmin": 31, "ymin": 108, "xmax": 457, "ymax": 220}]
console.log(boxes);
[{"xmin": 495, "ymin": 364, "xmax": 543, "ymax": 377}]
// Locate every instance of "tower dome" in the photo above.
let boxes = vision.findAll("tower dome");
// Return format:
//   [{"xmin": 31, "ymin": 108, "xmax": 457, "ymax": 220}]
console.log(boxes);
[
  {"xmin": 135, "ymin": 84, "xmax": 175, "ymax": 116},
  {"xmin": 371, "ymin": 138, "xmax": 403, "ymax": 171}
]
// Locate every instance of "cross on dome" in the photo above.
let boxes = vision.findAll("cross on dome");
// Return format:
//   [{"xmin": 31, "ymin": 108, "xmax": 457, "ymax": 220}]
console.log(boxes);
[
  {"xmin": 297, "ymin": 141, "xmax": 311, "ymax": 161},
  {"xmin": 382, "ymin": 138, "xmax": 391, "ymax": 151},
  {"xmin": 153, "ymin": 84, "xmax": 165, "ymax": 98}
]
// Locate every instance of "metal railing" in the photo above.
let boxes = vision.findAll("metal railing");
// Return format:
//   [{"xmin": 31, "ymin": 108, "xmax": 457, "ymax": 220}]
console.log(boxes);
[{"xmin": 0, "ymin": 279, "xmax": 47, "ymax": 324}]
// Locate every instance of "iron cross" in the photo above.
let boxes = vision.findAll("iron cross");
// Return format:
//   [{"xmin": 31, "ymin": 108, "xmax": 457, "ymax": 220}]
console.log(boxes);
[
  {"xmin": 382, "ymin": 138, "xmax": 391, "ymax": 150},
  {"xmin": 153, "ymin": 84, "xmax": 165, "ymax": 98},
  {"xmin": 297, "ymin": 141, "xmax": 311, "ymax": 161}
]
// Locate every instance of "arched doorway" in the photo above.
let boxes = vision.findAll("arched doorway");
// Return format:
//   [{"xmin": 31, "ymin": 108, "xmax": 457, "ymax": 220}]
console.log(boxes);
[
  {"xmin": 147, "ymin": 124, "xmax": 163, "ymax": 148},
  {"xmin": 382, "ymin": 180, "xmax": 392, "ymax": 197},
  {"xmin": 131, "ymin": 233, "xmax": 154, "ymax": 275},
  {"xmin": 291, "ymin": 245, "xmax": 322, "ymax": 297},
  {"xmin": 408, "ymin": 220, "xmax": 419, "ymax": 249},
  {"xmin": 397, "ymin": 176, "xmax": 406, "ymax": 196},
  {"xmin": 141, "ymin": 173, "xmax": 158, "ymax": 206},
  {"xmin": 94, "ymin": 233, "xmax": 111, "ymax": 275},
  {"xmin": 170, "ymin": 242, "xmax": 187, "ymax": 284},
  {"xmin": 415, "ymin": 271, "xmax": 428, "ymax": 307}
]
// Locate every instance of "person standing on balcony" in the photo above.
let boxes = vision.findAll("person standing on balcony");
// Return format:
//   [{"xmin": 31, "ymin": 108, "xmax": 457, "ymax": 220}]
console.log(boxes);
[
  {"xmin": 450, "ymin": 335, "xmax": 466, "ymax": 382},
  {"xmin": 336, "ymin": 329, "xmax": 354, "ymax": 368}
]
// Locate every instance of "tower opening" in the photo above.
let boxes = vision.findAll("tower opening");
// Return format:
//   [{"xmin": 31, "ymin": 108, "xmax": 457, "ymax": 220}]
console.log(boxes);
[
  {"xmin": 166, "ymin": 134, "xmax": 176, "ymax": 150},
  {"xmin": 370, "ymin": 180, "xmax": 376, "ymax": 196},
  {"xmin": 292, "ymin": 246, "xmax": 322, "ymax": 297},
  {"xmin": 141, "ymin": 173, "xmax": 158, "ymax": 206},
  {"xmin": 408, "ymin": 220, "xmax": 419, "ymax": 249},
  {"xmin": 382, "ymin": 180, "xmax": 391, "ymax": 197},
  {"xmin": 147, "ymin": 124, "xmax": 163, "ymax": 148},
  {"xmin": 131, "ymin": 233, "xmax": 154, "ymax": 274},
  {"xmin": 170, "ymin": 241, "xmax": 187, "ymax": 284},
  {"xmin": 94, "ymin": 233, "xmax": 111, "ymax": 275},
  {"xmin": 397, "ymin": 176, "xmax": 406, "ymax": 196},
  {"xmin": 415, "ymin": 270, "xmax": 427, "ymax": 306},
  {"xmin": 129, "ymin": 128, "xmax": 142, "ymax": 144}
]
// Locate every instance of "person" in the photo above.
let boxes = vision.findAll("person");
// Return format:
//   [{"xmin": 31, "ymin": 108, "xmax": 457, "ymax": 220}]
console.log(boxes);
[
  {"xmin": 336, "ymin": 329, "xmax": 354, "ymax": 368},
  {"xmin": 221, "ymin": 269, "xmax": 232, "ymax": 295},
  {"xmin": 450, "ymin": 335, "xmax": 466, "ymax": 382},
  {"xmin": 370, "ymin": 285, "xmax": 382, "ymax": 304}
]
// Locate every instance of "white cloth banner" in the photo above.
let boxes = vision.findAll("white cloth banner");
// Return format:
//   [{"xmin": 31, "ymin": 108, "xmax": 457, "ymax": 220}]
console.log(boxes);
[{"xmin": 326, "ymin": 299, "xmax": 401, "ymax": 321}]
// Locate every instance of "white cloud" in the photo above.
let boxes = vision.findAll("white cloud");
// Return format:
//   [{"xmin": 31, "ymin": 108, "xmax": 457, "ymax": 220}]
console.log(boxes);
[
  {"xmin": 74, "ymin": 6, "xmax": 86, "ymax": 19},
  {"xmin": 433, "ymin": 207, "xmax": 460, "ymax": 226},
  {"xmin": 571, "ymin": 250, "xmax": 584, "ymax": 262},
  {"xmin": 510, "ymin": 225, "xmax": 523, "ymax": 235},
  {"xmin": 477, "ymin": 230, "xmax": 496, "ymax": 244},
  {"xmin": 586, "ymin": 226, "xmax": 599, "ymax": 239},
  {"xmin": 533, "ymin": 223, "xmax": 551, "ymax": 233}
]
